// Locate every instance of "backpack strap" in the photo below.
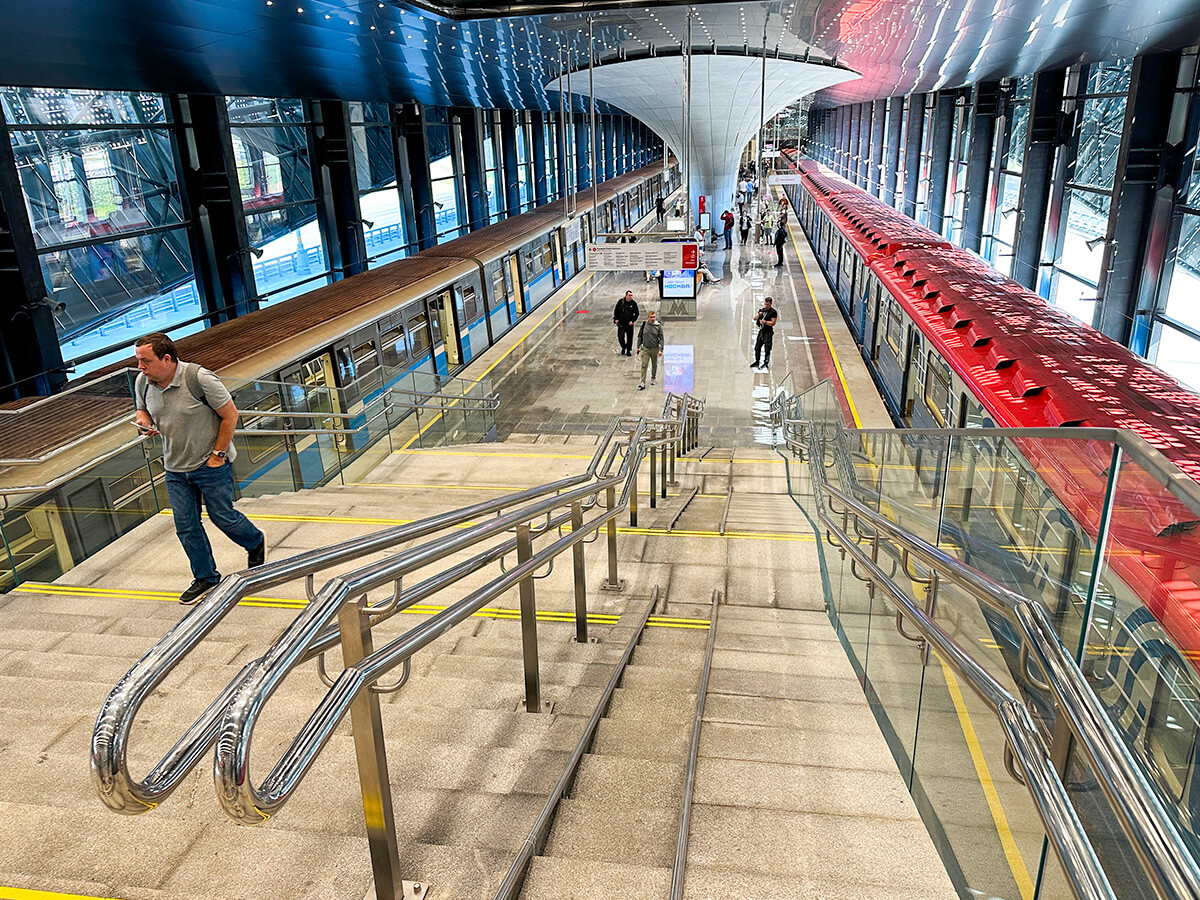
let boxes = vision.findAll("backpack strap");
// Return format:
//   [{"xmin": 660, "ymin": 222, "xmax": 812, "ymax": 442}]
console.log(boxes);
[
  {"xmin": 183, "ymin": 362, "xmax": 218, "ymax": 416},
  {"xmin": 135, "ymin": 372, "xmax": 148, "ymax": 410}
]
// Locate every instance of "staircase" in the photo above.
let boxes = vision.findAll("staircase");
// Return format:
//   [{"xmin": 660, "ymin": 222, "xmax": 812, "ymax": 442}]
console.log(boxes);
[{"xmin": 0, "ymin": 439, "xmax": 957, "ymax": 900}]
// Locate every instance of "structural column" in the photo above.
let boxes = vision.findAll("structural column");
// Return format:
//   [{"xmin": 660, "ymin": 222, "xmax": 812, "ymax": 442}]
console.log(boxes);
[
  {"xmin": 0, "ymin": 113, "xmax": 65, "ymax": 398},
  {"xmin": 884, "ymin": 97, "xmax": 904, "ymax": 207},
  {"xmin": 456, "ymin": 108, "xmax": 487, "ymax": 231},
  {"xmin": 902, "ymin": 94, "xmax": 927, "ymax": 219},
  {"xmin": 1098, "ymin": 51, "xmax": 1187, "ymax": 348},
  {"xmin": 1012, "ymin": 69, "xmax": 1067, "ymax": 291},
  {"xmin": 869, "ymin": 98, "xmax": 886, "ymax": 197},
  {"xmin": 312, "ymin": 100, "xmax": 366, "ymax": 280},
  {"xmin": 169, "ymin": 93, "xmax": 257, "ymax": 323},
  {"xmin": 397, "ymin": 103, "xmax": 438, "ymax": 251},
  {"xmin": 962, "ymin": 82, "xmax": 1000, "ymax": 253},
  {"xmin": 500, "ymin": 110, "xmax": 521, "ymax": 217},
  {"xmin": 926, "ymin": 90, "xmax": 957, "ymax": 235},
  {"xmin": 530, "ymin": 110, "xmax": 549, "ymax": 207}
]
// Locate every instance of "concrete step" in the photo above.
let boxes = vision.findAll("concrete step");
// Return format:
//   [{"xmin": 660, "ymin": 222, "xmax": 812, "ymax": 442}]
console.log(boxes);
[
  {"xmin": 518, "ymin": 857, "xmax": 671, "ymax": 900},
  {"xmin": 570, "ymin": 754, "xmax": 686, "ymax": 807},
  {"xmin": 630, "ymin": 644, "xmax": 706, "ymax": 671},
  {"xmin": 620, "ymin": 664, "xmax": 701, "ymax": 692},
  {"xmin": 591, "ymin": 717, "xmax": 691, "ymax": 761},
  {"xmin": 605, "ymin": 687, "xmax": 697, "ymax": 725},
  {"xmin": 541, "ymin": 796, "xmax": 679, "ymax": 868}
]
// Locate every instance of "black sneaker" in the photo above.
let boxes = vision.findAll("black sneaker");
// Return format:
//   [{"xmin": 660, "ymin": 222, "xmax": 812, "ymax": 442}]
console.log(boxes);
[
  {"xmin": 179, "ymin": 578, "xmax": 219, "ymax": 606},
  {"xmin": 248, "ymin": 540, "xmax": 266, "ymax": 568}
]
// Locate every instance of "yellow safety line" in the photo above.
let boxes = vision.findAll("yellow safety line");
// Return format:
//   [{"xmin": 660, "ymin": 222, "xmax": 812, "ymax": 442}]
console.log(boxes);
[
  {"xmin": 0, "ymin": 889, "xmax": 122, "ymax": 900},
  {"xmin": 390, "ymin": 448, "xmax": 786, "ymax": 465},
  {"xmin": 14, "ymin": 582, "xmax": 711, "ymax": 629},
  {"xmin": 398, "ymin": 273, "xmax": 595, "ymax": 451},
  {"xmin": 938, "ymin": 657, "xmax": 1035, "ymax": 899},
  {"xmin": 351, "ymin": 482, "xmax": 728, "ymax": 500},
  {"xmin": 786, "ymin": 215, "xmax": 863, "ymax": 428}
]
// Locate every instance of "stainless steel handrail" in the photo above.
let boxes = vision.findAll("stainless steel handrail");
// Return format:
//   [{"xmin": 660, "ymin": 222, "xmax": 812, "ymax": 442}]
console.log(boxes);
[
  {"xmin": 91, "ymin": 420, "xmax": 624, "ymax": 814},
  {"xmin": 212, "ymin": 420, "xmax": 657, "ymax": 823},
  {"xmin": 806, "ymin": 442, "xmax": 1115, "ymax": 900},
  {"xmin": 788, "ymin": 390, "xmax": 1200, "ymax": 900},
  {"xmin": 670, "ymin": 588, "xmax": 719, "ymax": 900},
  {"xmin": 493, "ymin": 586, "xmax": 661, "ymax": 900},
  {"xmin": 1, "ymin": 434, "xmax": 151, "ymax": 498}
]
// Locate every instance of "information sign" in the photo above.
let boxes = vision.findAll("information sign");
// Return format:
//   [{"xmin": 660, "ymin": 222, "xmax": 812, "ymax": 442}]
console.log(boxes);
[
  {"xmin": 564, "ymin": 218, "xmax": 581, "ymax": 246},
  {"xmin": 768, "ymin": 174, "xmax": 805, "ymax": 185},
  {"xmin": 585, "ymin": 242, "xmax": 698, "ymax": 271}
]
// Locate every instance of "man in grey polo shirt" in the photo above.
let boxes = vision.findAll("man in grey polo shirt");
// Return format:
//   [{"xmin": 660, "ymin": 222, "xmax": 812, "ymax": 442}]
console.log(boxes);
[{"xmin": 133, "ymin": 332, "xmax": 265, "ymax": 605}]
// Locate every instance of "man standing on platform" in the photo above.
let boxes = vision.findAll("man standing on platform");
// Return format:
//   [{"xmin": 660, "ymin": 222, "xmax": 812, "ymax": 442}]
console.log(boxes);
[
  {"xmin": 613, "ymin": 290, "xmax": 640, "ymax": 356},
  {"xmin": 637, "ymin": 310, "xmax": 664, "ymax": 390},
  {"xmin": 752, "ymin": 298, "xmax": 778, "ymax": 370},
  {"xmin": 721, "ymin": 209, "xmax": 735, "ymax": 250},
  {"xmin": 773, "ymin": 222, "xmax": 787, "ymax": 266},
  {"xmin": 133, "ymin": 333, "xmax": 265, "ymax": 605}
]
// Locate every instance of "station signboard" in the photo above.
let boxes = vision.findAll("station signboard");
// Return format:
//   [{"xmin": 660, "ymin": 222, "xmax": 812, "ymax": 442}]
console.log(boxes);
[{"xmin": 585, "ymin": 241, "xmax": 698, "ymax": 271}]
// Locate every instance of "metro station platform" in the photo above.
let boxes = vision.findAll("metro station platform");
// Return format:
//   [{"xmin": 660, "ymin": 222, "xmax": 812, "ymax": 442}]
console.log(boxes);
[{"xmin": 0, "ymin": 211, "xmax": 965, "ymax": 900}]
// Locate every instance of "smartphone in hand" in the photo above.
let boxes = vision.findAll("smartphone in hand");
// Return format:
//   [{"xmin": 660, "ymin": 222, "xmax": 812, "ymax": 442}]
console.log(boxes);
[{"xmin": 130, "ymin": 418, "xmax": 159, "ymax": 436}]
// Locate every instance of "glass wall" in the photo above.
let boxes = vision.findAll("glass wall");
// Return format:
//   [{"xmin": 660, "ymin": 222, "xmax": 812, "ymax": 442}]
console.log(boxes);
[
  {"xmin": 1044, "ymin": 59, "xmax": 1132, "ymax": 324},
  {"xmin": 482, "ymin": 110, "xmax": 505, "ymax": 224},
  {"xmin": 425, "ymin": 107, "xmax": 464, "ymax": 241},
  {"xmin": 1, "ymin": 87, "xmax": 198, "ymax": 373},
  {"xmin": 515, "ymin": 111, "xmax": 534, "ymax": 212},
  {"xmin": 986, "ymin": 76, "xmax": 1032, "ymax": 275},
  {"xmin": 227, "ymin": 96, "xmax": 330, "ymax": 306},
  {"xmin": 350, "ymin": 101, "xmax": 408, "ymax": 266},
  {"xmin": 945, "ymin": 92, "xmax": 972, "ymax": 244},
  {"xmin": 543, "ymin": 112, "xmax": 558, "ymax": 200}
]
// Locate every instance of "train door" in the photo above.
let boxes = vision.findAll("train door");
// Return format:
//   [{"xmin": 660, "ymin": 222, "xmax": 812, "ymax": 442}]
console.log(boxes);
[
  {"xmin": 403, "ymin": 300, "xmax": 435, "ymax": 373},
  {"xmin": 551, "ymin": 230, "xmax": 564, "ymax": 285},
  {"xmin": 334, "ymin": 326, "xmax": 382, "ymax": 408},
  {"xmin": 507, "ymin": 253, "xmax": 524, "ymax": 320},
  {"xmin": 898, "ymin": 327, "xmax": 921, "ymax": 422},
  {"xmin": 487, "ymin": 262, "xmax": 514, "ymax": 340},
  {"xmin": 280, "ymin": 352, "xmax": 342, "ymax": 485},
  {"xmin": 427, "ymin": 289, "xmax": 461, "ymax": 375}
]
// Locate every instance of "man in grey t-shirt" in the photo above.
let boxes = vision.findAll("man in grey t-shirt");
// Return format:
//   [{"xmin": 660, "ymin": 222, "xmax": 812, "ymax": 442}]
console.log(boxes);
[{"xmin": 134, "ymin": 332, "xmax": 265, "ymax": 605}]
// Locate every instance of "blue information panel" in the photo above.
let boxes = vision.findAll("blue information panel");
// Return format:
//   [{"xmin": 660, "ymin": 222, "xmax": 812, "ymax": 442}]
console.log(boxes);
[
  {"xmin": 663, "ymin": 344, "xmax": 694, "ymax": 395},
  {"xmin": 660, "ymin": 270, "xmax": 697, "ymax": 299}
]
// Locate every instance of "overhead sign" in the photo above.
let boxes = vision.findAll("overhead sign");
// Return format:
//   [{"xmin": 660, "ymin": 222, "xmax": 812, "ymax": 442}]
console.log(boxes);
[
  {"xmin": 768, "ymin": 174, "xmax": 805, "ymax": 185},
  {"xmin": 586, "ymin": 242, "xmax": 698, "ymax": 271}
]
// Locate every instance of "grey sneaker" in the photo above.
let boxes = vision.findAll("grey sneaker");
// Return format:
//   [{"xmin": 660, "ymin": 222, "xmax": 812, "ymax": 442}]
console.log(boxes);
[
  {"xmin": 179, "ymin": 578, "xmax": 219, "ymax": 606},
  {"xmin": 637, "ymin": 382, "xmax": 646, "ymax": 391}
]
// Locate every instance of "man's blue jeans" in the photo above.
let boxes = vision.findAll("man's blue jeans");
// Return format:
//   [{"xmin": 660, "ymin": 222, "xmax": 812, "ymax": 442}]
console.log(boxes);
[
  {"xmin": 165, "ymin": 462, "xmax": 263, "ymax": 582},
  {"xmin": 724, "ymin": 229, "xmax": 733, "ymax": 249}
]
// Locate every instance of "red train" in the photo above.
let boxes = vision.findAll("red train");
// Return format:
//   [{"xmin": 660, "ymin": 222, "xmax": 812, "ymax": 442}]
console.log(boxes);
[{"xmin": 780, "ymin": 151, "xmax": 1200, "ymax": 824}]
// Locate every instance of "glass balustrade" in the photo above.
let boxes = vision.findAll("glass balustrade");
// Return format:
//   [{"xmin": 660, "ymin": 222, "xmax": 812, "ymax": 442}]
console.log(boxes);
[
  {"xmin": 0, "ymin": 364, "xmax": 497, "ymax": 589},
  {"xmin": 780, "ymin": 380, "xmax": 1200, "ymax": 900}
]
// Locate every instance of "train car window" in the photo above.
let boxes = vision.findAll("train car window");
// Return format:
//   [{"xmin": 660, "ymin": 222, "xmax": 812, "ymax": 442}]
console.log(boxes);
[
  {"xmin": 379, "ymin": 323, "xmax": 408, "ymax": 367},
  {"xmin": 461, "ymin": 285, "xmax": 480, "ymax": 322},
  {"xmin": 408, "ymin": 309, "xmax": 430, "ymax": 355},
  {"xmin": 540, "ymin": 239, "xmax": 554, "ymax": 269},
  {"xmin": 924, "ymin": 352, "xmax": 951, "ymax": 425},
  {"xmin": 1147, "ymin": 656, "xmax": 1200, "ymax": 801},
  {"xmin": 886, "ymin": 301, "xmax": 904, "ymax": 353},
  {"xmin": 491, "ymin": 267, "xmax": 508, "ymax": 303}
]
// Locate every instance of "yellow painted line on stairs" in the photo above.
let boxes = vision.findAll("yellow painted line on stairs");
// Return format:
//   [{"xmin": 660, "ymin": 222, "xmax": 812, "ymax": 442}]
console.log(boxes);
[
  {"xmin": 350, "ymin": 481, "xmax": 727, "ymax": 499},
  {"xmin": 0, "ymin": 888, "xmax": 123, "ymax": 900},
  {"xmin": 938, "ymin": 657, "xmax": 1035, "ymax": 900},
  {"xmin": 14, "ymin": 583, "xmax": 710, "ymax": 630},
  {"xmin": 391, "ymin": 447, "xmax": 786, "ymax": 464},
  {"xmin": 398, "ymin": 273, "xmax": 595, "ymax": 451}
]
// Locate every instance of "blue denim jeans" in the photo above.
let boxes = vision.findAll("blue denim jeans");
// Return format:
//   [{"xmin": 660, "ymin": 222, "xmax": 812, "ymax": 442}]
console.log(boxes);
[{"xmin": 165, "ymin": 462, "xmax": 263, "ymax": 582}]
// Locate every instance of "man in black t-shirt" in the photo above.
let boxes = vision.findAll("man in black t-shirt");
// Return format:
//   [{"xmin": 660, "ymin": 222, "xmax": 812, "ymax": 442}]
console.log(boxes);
[
  {"xmin": 752, "ymin": 297, "xmax": 778, "ymax": 370},
  {"xmin": 613, "ymin": 290, "xmax": 640, "ymax": 356}
]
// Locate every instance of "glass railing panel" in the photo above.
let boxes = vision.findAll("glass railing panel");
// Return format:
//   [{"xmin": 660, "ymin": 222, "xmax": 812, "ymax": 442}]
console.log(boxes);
[
  {"xmin": 0, "ymin": 441, "xmax": 163, "ymax": 591},
  {"xmin": 909, "ymin": 645, "xmax": 1053, "ymax": 900},
  {"xmin": 1084, "ymin": 450, "xmax": 1200, "ymax": 854}
]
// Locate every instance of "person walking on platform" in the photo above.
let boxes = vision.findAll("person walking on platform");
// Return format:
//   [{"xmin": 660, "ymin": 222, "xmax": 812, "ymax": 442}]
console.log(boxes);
[
  {"xmin": 613, "ymin": 290, "xmax": 639, "ymax": 356},
  {"xmin": 739, "ymin": 209, "xmax": 752, "ymax": 244},
  {"xmin": 721, "ymin": 209, "xmax": 735, "ymax": 250},
  {"xmin": 637, "ymin": 310, "xmax": 664, "ymax": 390},
  {"xmin": 773, "ymin": 222, "xmax": 787, "ymax": 266},
  {"xmin": 133, "ymin": 332, "xmax": 265, "ymax": 605},
  {"xmin": 752, "ymin": 298, "xmax": 778, "ymax": 370},
  {"xmin": 656, "ymin": 195, "xmax": 665, "ymax": 225}
]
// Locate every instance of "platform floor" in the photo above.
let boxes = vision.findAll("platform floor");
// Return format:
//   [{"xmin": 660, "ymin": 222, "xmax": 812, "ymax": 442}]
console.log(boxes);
[{"xmin": 474, "ymin": 208, "xmax": 892, "ymax": 446}]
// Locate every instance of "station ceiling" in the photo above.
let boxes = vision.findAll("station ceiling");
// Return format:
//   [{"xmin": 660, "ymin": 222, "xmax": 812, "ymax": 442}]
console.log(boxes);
[{"xmin": 2, "ymin": 0, "xmax": 1198, "ymax": 110}]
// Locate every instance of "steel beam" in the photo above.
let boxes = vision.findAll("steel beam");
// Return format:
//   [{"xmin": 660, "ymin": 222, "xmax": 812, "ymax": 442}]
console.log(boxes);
[
  {"xmin": 902, "ymin": 94, "xmax": 927, "ymax": 220},
  {"xmin": 312, "ymin": 100, "xmax": 366, "ymax": 280},
  {"xmin": 456, "ymin": 108, "xmax": 488, "ymax": 231},
  {"xmin": 1012, "ymin": 68, "xmax": 1067, "ymax": 292},
  {"xmin": 884, "ymin": 97, "xmax": 903, "ymax": 207},
  {"xmin": 927, "ymin": 90, "xmax": 957, "ymax": 235},
  {"xmin": 869, "ymin": 99, "xmax": 886, "ymax": 197}
]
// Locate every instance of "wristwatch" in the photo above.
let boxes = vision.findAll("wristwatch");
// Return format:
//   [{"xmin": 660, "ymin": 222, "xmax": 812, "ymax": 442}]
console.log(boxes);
[{"xmin": 211, "ymin": 449, "xmax": 227, "ymax": 459}]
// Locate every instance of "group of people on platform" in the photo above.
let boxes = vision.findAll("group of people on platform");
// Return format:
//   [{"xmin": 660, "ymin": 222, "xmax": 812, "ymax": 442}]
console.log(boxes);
[{"xmin": 612, "ymin": 290, "xmax": 779, "ymax": 392}]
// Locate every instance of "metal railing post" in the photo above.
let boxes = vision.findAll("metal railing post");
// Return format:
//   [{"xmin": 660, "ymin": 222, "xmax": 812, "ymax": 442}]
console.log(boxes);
[
  {"xmin": 570, "ymin": 501, "xmax": 588, "ymax": 642},
  {"xmin": 516, "ymin": 523, "xmax": 543, "ymax": 712},
  {"xmin": 629, "ymin": 466, "xmax": 638, "ymax": 526},
  {"xmin": 668, "ymin": 440, "xmax": 677, "ymax": 486},
  {"xmin": 649, "ymin": 446, "xmax": 657, "ymax": 508},
  {"xmin": 337, "ymin": 596, "xmax": 411, "ymax": 900},
  {"xmin": 660, "ymin": 442, "xmax": 668, "ymax": 498},
  {"xmin": 603, "ymin": 486, "xmax": 622, "ymax": 592}
]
